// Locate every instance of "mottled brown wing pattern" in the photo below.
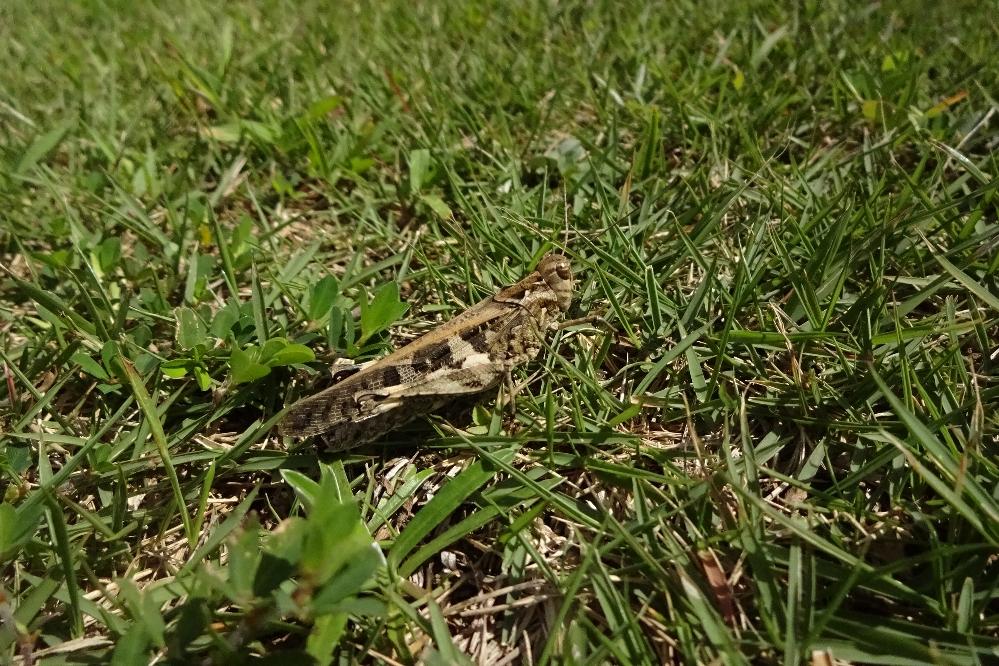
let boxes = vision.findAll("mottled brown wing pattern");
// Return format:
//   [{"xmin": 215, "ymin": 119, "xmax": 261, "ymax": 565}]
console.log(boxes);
[{"xmin": 278, "ymin": 254, "xmax": 573, "ymax": 449}]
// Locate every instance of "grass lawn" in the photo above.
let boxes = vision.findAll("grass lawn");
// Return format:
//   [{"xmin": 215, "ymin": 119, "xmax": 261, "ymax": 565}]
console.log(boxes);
[{"xmin": 1, "ymin": 0, "xmax": 997, "ymax": 663}]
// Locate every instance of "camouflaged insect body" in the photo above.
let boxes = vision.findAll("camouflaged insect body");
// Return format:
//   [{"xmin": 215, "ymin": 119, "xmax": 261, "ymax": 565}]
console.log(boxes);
[{"xmin": 279, "ymin": 255, "xmax": 573, "ymax": 450}]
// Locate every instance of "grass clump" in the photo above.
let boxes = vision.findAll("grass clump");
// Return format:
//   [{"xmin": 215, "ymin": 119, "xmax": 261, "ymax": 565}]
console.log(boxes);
[{"xmin": 1, "ymin": 0, "xmax": 997, "ymax": 663}]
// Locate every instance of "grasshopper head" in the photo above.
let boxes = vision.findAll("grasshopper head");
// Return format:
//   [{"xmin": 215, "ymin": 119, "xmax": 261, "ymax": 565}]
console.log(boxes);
[{"xmin": 538, "ymin": 254, "xmax": 573, "ymax": 312}]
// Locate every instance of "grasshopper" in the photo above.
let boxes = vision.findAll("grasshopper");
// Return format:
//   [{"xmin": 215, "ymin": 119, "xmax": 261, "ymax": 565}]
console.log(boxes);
[{"xmin": 279, "ymin": 254, "xmax": 573, "ymax": 450}]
